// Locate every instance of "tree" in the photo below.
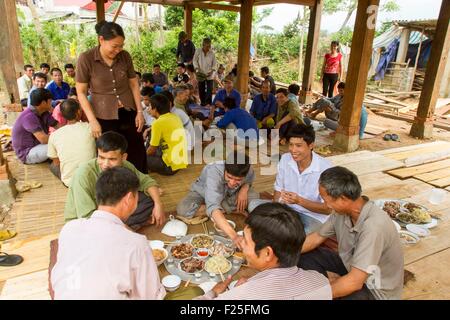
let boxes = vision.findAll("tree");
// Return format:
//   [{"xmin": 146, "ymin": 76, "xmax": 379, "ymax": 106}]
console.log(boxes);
[
  {"xmin": 164, "ymin": 6, "xmax": 184, "ymax": 29},
  {"xmin": 323, "ymin": 0, "xmax": 400, "ymax": 32}
]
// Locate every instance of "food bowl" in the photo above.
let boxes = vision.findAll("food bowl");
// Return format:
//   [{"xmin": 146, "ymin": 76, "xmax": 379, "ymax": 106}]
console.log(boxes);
[
  {"xmin": 152, "ymin": 248, "xmax": 168, "ymax": 266},
  {"xmin": 178, "ymin": 257, "xmax": 205, "ymax": 274},
  {"xmin": 149, "ymin": 240, "xmax": 165, "ymax": 249},
  {"xmin": 190, "ymin": 234, "xmax": 215, "ymax": 249},
  {"xmin": 195, "ymin": 248, "xmax": 210, "ymax": 259},
  {"xmin": 209, "ymin": 242, "xmax": 235, "ymax": 258},
  {"xmin": 162, "ymin": 275, "xmax": 181, "ymax": 292},
  {"xmin": 213, "ymin": 220, "xmax": 236, "ymax": 237}
]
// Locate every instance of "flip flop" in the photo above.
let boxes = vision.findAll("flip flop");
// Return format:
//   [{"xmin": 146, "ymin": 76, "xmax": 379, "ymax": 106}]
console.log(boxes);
[
  {"xmin": 0, "ymin": 252, "xmax": 24, "ymax": 267},
  {"xmin": 0, "ymin": 230, "xmax": 17, "ymax": 241},
  {"xmin": 390, "ymin": 134, "xmax": 399, "ymax": 141},
  {"xmin": 383, "ymin": 134, "xmax": 392, "ymax": 141}
]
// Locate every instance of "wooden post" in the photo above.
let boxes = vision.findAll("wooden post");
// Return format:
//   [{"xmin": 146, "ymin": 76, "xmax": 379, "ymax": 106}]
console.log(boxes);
[
  {"xmin": 184, "ymin": 4, "xmax": 193, "ymax": 39},
  {"xmin": 96, "ymin": 0, "xmax": 105, "ymax": 23},
  {"xmin": 396, "ymin": 27, "xmax": 411, "ymax": 64},
  {"xmin": 4, "ymin": 0, "xmax": 24, "ymax": 77},
  {"xmin": 333, "ymin": 0, "xmax": 380, "ymax": 152},
  {"xmin": 410, "ymin": 0, "xmax": 450, "ymax": 139},
  {"xmin": 112, "ymin": 0, "xmax": 125, "ymax": 23},
  {"xmin": 236, "ymin": 0, "xmax": 254, "ymax": 107},
  {"xmin": 0, "ymin": 0, "xmax": 20, "ymax": 102},
  {"xmin": 299, "ymin": 0, "xmax": 322, "ymax": 105}
]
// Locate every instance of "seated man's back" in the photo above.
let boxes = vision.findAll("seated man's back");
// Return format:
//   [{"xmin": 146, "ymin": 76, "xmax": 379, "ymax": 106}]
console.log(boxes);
[{"xmin": 52, "ymin": 211, "xmax": 164, "ymax": 299}]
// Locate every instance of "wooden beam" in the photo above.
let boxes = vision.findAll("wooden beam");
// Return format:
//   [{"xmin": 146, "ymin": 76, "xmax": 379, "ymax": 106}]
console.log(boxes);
[
  {"xmin": 410, "ymin": 0, "xmax": 450, "ymax": 139},
  {"xmin": 96, "ymin": 0, "xmax": 105, "ymax": 22},
  {"xmin": 299, "ymin": 0, "xmax": 322, "ymax": 104},
  {"xmin": 124, "ymin": 0, "xmax": 184, "ymax": 6},
  {"xmin": 184, "ymin": 3, "xmax": 193, "ymax": 39},
  {"xmin": 254, "ymin": 0, "xmax": 316, "ymax": 6},
  {"xmin": 4, "ymin": 0, "xmax": 24, "ymax": 77},
  {"xmin": 190, "ymin": 2, "xmax": 240, "ymax": 12},
  {"xmin": 0, "ymin": 0, "xmax": 20, "ymax": 103},
  {"xmin": 333, "ymin": 0, "xmax": 380, "ymax": 152},
  {"xmin": 236, "ymin": 0, "xmax": 254, "ymax": 106},
  {"xmin": 112, "ymin": 0, "xmax": 125, "ymax": 23}
]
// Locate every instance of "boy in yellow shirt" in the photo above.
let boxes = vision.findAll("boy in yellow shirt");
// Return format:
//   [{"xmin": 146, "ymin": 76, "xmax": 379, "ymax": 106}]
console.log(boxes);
[{"xmin": 147, "ymin": 94, "xmax": 188, "ymax": 175}]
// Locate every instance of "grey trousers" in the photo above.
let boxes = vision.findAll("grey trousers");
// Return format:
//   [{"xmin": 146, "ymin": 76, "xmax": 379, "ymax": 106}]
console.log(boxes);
[
  {"xmin": 125, "ymin": 191, "xmax": 154, "ymax": 227},
  {"xmin": 177, "ymin": 188, "xmax": 260, "ymax": 218}
]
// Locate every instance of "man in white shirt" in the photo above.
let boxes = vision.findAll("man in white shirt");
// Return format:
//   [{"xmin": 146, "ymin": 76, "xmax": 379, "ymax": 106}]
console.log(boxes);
[
  {"xmin": 51, "ymin": 166, "xmax": 166, "ymax": 300},
  {"xmin": 193, "ymin": 37, "xmax": 217, "ymax": 106},
  {"xmin": 17, "ymin": 64, "xmax": 34, "ymax": 105},
  {"xmin": 47, "ymin": 99, "xmax": 96, "ymax": 187},
  {"xmin": 172, "ymin": 85, "xmax": 195, "ymax": 151},
  {"xmin": 249, "ymin": 124, "xmax": 332, "ymax": 233}
]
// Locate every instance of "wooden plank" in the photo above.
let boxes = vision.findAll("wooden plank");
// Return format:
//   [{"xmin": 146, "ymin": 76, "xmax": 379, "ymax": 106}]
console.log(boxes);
[
  {"xmin": 299, "ymin": 0, "xmax": 322, "ymax": 104},
  {"xmin": 112, "ymin": 0, "xmax": 125, "ymax": 23},
  {"xmin": 384, "ymin": 142, "xmax": 450, "ymax": 161},
  {"xmin": 415, "ymin": 168, "xmax": 450, "ymax": 182},
  {"xmin": 0, "ymin": 234, "xmax": 58, "ymax": 282},
  {"xmin": 428, "ymin": 176, "xmax": 450, "ymax": 188},
  {"xmin": 0, "ymin": 270, "xmax": 50, "ymax": 300},
  {"xmin": 377, "ymin": 141, "xmax": 449, "ymax": 156},
  {"xmin": 364, "ymin": 178, "xmax": 433, "ymax": 201},
  {"xmin": 377, "ymin": 111, "xmax": 450, "ymax": 131},
  {"xmin": 338, "ymin": 154, "xmax": 404, "ymax": 176},
  {"xmin": 403, "ymin": 248, "xmax": 450, "ymax": 300},
  {"xmin": 366, "ymin": 93, "xmax": 412, "ymax": 108},
  {"xmin": 235, "ymin": 0, "xmax": 253, "ymax": 104},
  {"xmin": 410, "ymin": 0, "xmax": 450, "ymax": 138},
  {"xmin": 334, "ymin": 0, "xmax": 380, "ymax": 151},
  {"xmin": 388, "ymin": 159, "xmax": 450, "ymax": 179}
]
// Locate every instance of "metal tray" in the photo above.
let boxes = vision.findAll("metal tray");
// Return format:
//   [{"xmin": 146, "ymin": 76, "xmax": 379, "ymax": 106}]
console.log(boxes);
[{"xmin": 164, "ymin": 234, "xmax": 242, "ymax": 285}]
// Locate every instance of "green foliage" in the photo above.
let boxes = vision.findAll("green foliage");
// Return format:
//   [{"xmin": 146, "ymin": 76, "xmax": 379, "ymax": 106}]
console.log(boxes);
[
  {"xmin": 164, "ymin": 6, "xmax": 184, "ymax": 29},
  {"xmin": 334, "ymin": 26, "xmax": 353, "ymax": 46}
]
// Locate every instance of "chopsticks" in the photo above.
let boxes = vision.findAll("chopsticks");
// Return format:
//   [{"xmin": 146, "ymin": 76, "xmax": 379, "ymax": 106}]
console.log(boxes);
[
  {"xmin": 201, "ymin": 221, "xmax": 209, "ymax": 235},
  {"xmin": 184, "ymin": 277, "xmax": 192, "ymax": 288},
  {"xmin": 218, "ymin": 269, "xmax": 225, "ymax": 282}
]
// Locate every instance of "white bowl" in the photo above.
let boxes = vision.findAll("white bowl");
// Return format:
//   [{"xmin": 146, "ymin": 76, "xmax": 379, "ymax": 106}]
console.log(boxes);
[
  {"xmin": 162, "ymin": 275, "xmax": 181, "ymax": 292},
  {"xmin": 149, "ymin": 240, "xmax": 165, "ymax": 249},
  {"xmin": 151, "ymin": 247, "xmax": 168, "ymax": 266},
  {"xmin": 213, "ymin": 220, "xmax": 236, "ymax": 236}
]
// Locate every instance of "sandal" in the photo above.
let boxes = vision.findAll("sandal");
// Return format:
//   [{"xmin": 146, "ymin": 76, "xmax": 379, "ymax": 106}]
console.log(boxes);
[
  {"xmin": 0, "ymin": 230, "xmax": 17, "ymax": 241},
  {"xmin": 0, "ymin": 252, "xmax": 24, "ymax": 267}
]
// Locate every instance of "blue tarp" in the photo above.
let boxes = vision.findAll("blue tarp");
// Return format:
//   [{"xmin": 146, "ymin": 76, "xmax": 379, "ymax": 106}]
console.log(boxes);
[{"xmin": 374, "ymin": 38, "xmax": 399, "ymax": 81}]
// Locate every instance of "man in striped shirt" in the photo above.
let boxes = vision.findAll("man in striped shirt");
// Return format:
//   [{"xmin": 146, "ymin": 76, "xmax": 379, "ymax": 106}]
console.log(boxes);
[{"xmin": 197, "ymin": 203, "xmax": 331, "ymax": 300}]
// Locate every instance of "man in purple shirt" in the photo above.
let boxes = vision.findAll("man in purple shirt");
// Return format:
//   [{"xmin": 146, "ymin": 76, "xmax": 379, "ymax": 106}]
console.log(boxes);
[{"xmin": 12, "ymin": 88, "xmax": 58, "ymax": 164}]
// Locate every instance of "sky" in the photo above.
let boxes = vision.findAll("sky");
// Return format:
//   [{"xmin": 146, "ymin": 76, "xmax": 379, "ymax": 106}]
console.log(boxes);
[{"xmin": 258, "ymin": 0, "xmax": 443, "ymax": 33}]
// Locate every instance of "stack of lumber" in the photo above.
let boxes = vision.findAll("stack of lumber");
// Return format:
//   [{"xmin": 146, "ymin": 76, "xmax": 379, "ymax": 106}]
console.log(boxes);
[
  {"xmin": 382, "ymin": 141, "xmax": 450, "ymax": 188},
  {"xmin": 364, "ymin": 92, "xmax": 416, "ymax": 115},
  {"xmin": 375, "ymin": 109, "xmax": 450, "ymax": 131},
  {"xmin": 413, "ymin": 70, "xmax": 425, "ymax": 91}
]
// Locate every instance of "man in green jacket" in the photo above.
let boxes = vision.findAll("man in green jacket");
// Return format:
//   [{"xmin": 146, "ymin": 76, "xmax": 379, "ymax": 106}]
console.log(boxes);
[{"xmin": 64, "ymin": 131, "xmax": 165, "ymax": 229}]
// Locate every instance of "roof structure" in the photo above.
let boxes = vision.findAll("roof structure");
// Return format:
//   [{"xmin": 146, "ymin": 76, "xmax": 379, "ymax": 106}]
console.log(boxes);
[{"xmin": 395, "ymin": 19, "xmax": 437, "ymax": 33}]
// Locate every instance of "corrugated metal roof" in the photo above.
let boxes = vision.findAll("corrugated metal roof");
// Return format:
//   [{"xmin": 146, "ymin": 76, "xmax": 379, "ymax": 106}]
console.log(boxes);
[{"xmin": 395, "ymin": 19, "xmax": 437, "ymax": 32}]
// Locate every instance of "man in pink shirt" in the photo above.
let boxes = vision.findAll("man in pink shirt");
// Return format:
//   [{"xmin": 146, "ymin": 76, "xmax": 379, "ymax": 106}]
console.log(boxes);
[{"xmin": 51, "ymin": 167, "xmax": 166, "ymax": 300}]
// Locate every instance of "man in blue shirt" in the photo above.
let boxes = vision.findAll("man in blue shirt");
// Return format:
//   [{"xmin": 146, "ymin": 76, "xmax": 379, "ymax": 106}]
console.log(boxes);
[
  {"xmin": 212, "ymin": 76, "xmax": 241, "ymax": 117},
  {"xmin": 217, "ymin": 97, "xmax": 258, "ymax": 141},
  {"xmin": 250, "ymin": 80, "xmax": 277, "ymax": 129},
  {"xmin": 46, "ymin": 68, "xmax": 70, "ymax": 106}
]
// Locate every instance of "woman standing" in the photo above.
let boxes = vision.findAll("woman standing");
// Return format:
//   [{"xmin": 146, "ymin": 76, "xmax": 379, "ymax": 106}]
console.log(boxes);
[
  {"xmin": 76, "ymin": 22, "xmax": 147, "ymax": 172},
  {"xmin": 321, "ymin": 41, "xmax": 343, "ymax": 98}
]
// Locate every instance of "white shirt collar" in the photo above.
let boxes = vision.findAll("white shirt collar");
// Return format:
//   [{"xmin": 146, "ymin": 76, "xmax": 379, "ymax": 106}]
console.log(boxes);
[
  {"xmin": 91, "ymin": 210, "xmax": 126, "ymax": 227},
  {"xmin": 287, "ymin": 151, "xmax": 322, "ymax": 176}
]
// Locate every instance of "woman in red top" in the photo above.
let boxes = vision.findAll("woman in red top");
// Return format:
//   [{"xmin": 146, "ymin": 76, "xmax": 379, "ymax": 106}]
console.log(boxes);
[{"xmin": 321, "ymin": 41, "xmax": 343, "ymax": 98}]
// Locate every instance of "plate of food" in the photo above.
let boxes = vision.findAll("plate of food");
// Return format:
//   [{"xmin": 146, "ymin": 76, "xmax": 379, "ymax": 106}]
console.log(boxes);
[
  {"xmin": 399, "ymin": 230, "xmax": 420, "ymax": 245},
  {"xmin": 209, "ymin": 242, "xmax": 235, "ymax": 258},
  {"xmin": 179, "ymin": 257, "xmax": 205, "ymax": 274},
  {"xmin": 204, "ymin": 255, "xmax": 232, "ymax": 274},
  {"xmin": 378, "ymin": 200, "xmax": 404, "ymax": 219},
  {"xmin": 190, "ymin": 234, "xmax": 215, "ymax": 249},
  {"xmin": 170, "ymin": 243, "xmax": 194, "ymax": 259},
  {"xmin": 152, "ymin": 248, "xmax": 168, "ymax": 266},
  {"xmin": 396, "ymin": 208, "xmax": 432, "ymax": 225}
]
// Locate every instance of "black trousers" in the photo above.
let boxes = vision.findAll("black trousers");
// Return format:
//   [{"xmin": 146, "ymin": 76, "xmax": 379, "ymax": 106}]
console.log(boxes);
[
  {"xmin": 322, "ymin": 73, "xmax": 339, "ymax": 98},
  {"xmin": 198, "ymin": 80, "xmax": 213, "ymax": 106},
  {"xmin": 147, "ymin": 148, "xmax": 178, "ymax": 176},
  {"xmin": 298, "ymin": 247, "xmax": 375, "ymax": 300},
  {"xmin": 97, "ymin": 108, "xmax": 148, "ymax": 173},
  {"xmin": 125, "ymin": 191, "xmax": 154, "ymax": 227}
]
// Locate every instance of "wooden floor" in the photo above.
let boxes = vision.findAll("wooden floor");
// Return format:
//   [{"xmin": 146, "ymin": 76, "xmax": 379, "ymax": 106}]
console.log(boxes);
[{"xmin": 1, "ymin": 141, "xmax": 449, "ymax": 300}]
